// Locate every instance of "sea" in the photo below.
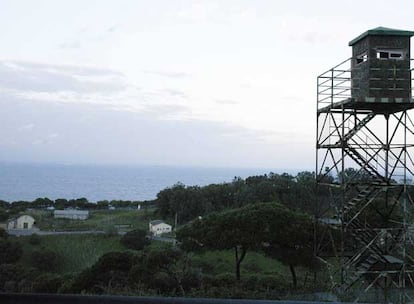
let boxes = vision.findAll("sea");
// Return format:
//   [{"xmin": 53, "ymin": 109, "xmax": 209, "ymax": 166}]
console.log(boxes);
[{"xmin": 0, "ymin": 162, "xmax": 301, "ymax": 203}]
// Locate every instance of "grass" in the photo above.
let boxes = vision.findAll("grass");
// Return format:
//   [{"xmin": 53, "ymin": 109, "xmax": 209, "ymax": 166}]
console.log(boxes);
[
  {"xmin": 192, "ymin": 250, "xmax": 290, "ymax": 278},
  {"xmin": 17, "ymin": 234, "xmax": 125, "ymax": 274},
  {"xmin": 26, "ymin": 208, "xmax": 155, "ymax": 232},
  {"xmin": 14, "ymin": 208, "xmax": 167, "ymax": 275},
  {"xmin": 13, "ymin": 208, "xmax": 315, "ymax": 291}
]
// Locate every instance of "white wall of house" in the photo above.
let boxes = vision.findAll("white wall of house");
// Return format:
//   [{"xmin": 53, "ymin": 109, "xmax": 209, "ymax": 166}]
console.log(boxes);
[
  {"xmin": 149, "ymin": 222, "xmax": 172, "ymax": 236},
  {"xmin": 15, "ymin": 215, "xmax": 35, "ymax": 229}
]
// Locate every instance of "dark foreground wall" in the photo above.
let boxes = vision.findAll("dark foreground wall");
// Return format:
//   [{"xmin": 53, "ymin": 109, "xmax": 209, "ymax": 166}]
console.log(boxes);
[{"xmin": 0, "ymin": 293, "xmax": 345, "ymax": 304}]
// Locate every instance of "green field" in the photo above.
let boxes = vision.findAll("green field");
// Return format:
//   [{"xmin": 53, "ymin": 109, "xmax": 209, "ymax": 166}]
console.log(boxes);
[
  {"xmin": 16, "ymin": 233, "xmax": 295, "ymax": 280},
  {"xmin": 26, "ymin": 208, "xmax": 155, "ymax": 232},
  {"xmin": 17, "ymin": 234, "xmax": 125, "ymax": 273},
  {"xmin": 192, "ymin": 250, "xmax": 289, "ymax": 277},
  {"xmin": 12, "ymin": 208, "xmax": 320, "ymax": 295}
]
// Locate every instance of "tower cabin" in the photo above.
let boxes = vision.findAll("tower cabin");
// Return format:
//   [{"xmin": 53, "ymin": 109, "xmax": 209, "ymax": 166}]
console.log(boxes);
[{"xmin": 350, "ymin": 27, "xmax": 414, "ymax": 113}]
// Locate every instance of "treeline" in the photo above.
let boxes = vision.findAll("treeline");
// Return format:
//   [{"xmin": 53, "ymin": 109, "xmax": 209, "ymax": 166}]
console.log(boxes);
[
  {"xmin": 156, "ymin": 171, "xmax": 320, "ymax": 224},
  {"xmin": 0, "ymin": 198, "xmax": 154, "ymax": 221}
]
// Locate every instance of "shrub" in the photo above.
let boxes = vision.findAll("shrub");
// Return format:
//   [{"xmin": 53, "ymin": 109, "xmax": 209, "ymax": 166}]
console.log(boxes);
[
  {"xmin": 104, "ymin": 225, "xmax": 118, "ymax": 237},
  {"xmin": 28, "ymin": 233, "xmax": 41, "ymax": 245},
  {"xmin": 211, "ymin": 272, "xmax": 234, "ymax": 287},
  {"xmin": 0, "ymin": 228, "xmax": 8, "ymax": 240},
  {"xmin": 256, "ymin": 274, "xmax": 288, "ymax": 293},
  {"xmin": 0, "ymin": 264, "xmax": 26, "ymax": 292},
  {"xmin": 0, "ymin": 209, "xmax": 8, "ymax": 222},
  {"xmin": 120, "ymin": 229, "xmax": 150, "ymax": 250},
  {"xmin": 0, "ymin": 239, "xmax": 23, "ymax": 264},
  {"xmin": 32, "ymin": 273, "xmax": 64, "ymax": 293},
  {"xmin": 31, "ymin": 249, "xmax": 59, "ymax": 272},
  {"xmin": 70, "ymin": 251, "xmax": 135, "ymax": 294}
]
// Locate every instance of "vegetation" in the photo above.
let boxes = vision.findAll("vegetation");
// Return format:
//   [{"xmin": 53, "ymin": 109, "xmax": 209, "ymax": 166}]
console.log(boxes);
[
  {"xmin": 0, "ymin": 232, "xmax": 23, "ymax": 264},
  {"xmin": 0, "ymin": 171, "xmax": 374, "ymax": 299},
  {"xmin": 30, "ymin": 249, "xmax": 60, "ymax": 272},
  {"xmin": 0, "ymin": 197, "xmax": 154, "ymax": 220},
  {"xmin": 157, "ymin": 172, "xmax": 318, "ymax": 225},
  {"xmin": 24, "ymin": 209, "xmax": 153, "ymax": 232},
  {"xmin": 120, "ymin": 229, "xmax": 151, "ymax": 250},
  {"xmin": 177, "ymin": 202, "xmax": 317, "ymax": 286},
  {"xmin": 16, "ymin": 234, "xmax": 125, "ymax": 274}
]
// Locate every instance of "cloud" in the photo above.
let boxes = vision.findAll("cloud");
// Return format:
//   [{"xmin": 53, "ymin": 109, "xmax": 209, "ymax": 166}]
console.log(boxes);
[
  {"xmin": 106, "ymin": 25, "xmax": 118, "ymax": 32},
  {"xmin": 0, "ymin": 90, "xmax": 314, "ymax": 169},
  {"xmin": 142, "ymin": 70, "xmax": 190, "ymax": 79},
  {"xmin": 143, "ymin": 104, "xmax": 190, "ymax": 116},
  {"xmin": 18, "ymin": 124, "xmax": 35, "ymax": 131},
  {"xmin": 11, "ymin": 61, "xmax": 123, "ymax": 77},
  {"xmin": 0, "ymin": 60, "xmax": 126, "ymax": 94},
  {"xmin": 59, "ymin": 41, "xmax": 81, "ymax": 49},
  {"xmin": 215, "ymin": 99, "xmax": 239, "ymax": 105},
  {"xmin": 160, "ymin": 88, "xmax": 188, "ymax": 99}
]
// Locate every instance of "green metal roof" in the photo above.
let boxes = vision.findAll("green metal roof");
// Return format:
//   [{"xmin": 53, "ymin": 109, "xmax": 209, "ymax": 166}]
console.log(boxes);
[{"xmin": 349, "ymin": 26, "xmax": 414, "ymax": 46}]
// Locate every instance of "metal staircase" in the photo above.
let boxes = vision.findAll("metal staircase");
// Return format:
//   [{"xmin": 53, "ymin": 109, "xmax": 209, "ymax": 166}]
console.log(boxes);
[
  {"xmin": 344, "ymin": 146, "xmax": 387, "ymax": 182},
  {"xmin": 335, "ymin": 113, "xmax": 376, "ymax": 145},
  {"xmin": 335, "ymin": 184, "xmax": 387, "ymax": 291}
]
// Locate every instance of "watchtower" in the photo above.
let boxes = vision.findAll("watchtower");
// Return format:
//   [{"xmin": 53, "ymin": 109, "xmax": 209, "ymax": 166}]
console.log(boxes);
[{"xmin": 316, "ymin": 27, "xmax": 414, "ymax": 303}]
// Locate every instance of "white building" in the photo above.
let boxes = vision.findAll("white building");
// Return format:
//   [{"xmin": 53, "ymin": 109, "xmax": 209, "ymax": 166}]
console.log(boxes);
[
  {"xmin": 149, "ymin": 220, "xmax": 172, "ymax": 236},
  {"xmin": 7, "ymin": 215, "xmax": 36, "ymax": 230},
  {"xmin": 54, "ymin": 209, "xmax": 89, "ymax": 220}
]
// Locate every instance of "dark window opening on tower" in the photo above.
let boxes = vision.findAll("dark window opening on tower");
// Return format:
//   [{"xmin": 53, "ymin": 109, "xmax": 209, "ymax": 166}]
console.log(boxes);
[
  {"xmin": 376, "ymin": 50, "xmax": 404, "ymax": 60},
  {"xmin": 356, "ymin": 53, "xmax": 368, "ymax": 64},
  {"xmin": 390, "ymin": 52, "xmax": 402, "ymax": 58}
]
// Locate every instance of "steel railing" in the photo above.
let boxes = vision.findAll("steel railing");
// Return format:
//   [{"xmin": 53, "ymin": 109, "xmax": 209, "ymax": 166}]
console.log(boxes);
[{"xmin": 317, "ymin": 58, "xmax": 414, "ymax": 110}]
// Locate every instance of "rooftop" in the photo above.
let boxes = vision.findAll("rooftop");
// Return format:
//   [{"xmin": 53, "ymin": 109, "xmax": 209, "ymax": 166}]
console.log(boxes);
[
  {"xmin": 54, "ymin": 209, "xmax": 89, "ymax": 215},
  {"xmin": 349, "ymin": 26, "xmax": 414, "ymax": 46},
  {"xmin": 150, "ymin": 220, "xmax": 166, "ymax": 225}
]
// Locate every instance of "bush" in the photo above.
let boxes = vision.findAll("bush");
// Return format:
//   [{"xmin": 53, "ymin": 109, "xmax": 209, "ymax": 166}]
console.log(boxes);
[
  {"xmin": 0, "ymin": 239, "xmax": 23, "ymax": 264},
  {"xmin": 70, "ymin": 251, "xmax": 135, "ymax": 294},
  {"xmin": 32, "ymin": 273, "xmax": 64, "ymax": 293},
  {"xmin": 256, "ymin": 274, "xmax": 288, "ymax": 293},
  {"xmin": 211, "ymin": 272, "xmax": 234, "ymax": 287},
  {"xmin": 28, "ymin": 234, "xmax": 41, "ymax": 245},
  {"xmin": 120, "ymin": 229, "xmax": 150, "ymax": 250},
  {"xmin": 0, "ymin": 209, "xmax": 8, "ymax": 222},
  {"xmin": 0, "ymin": 228, "xmax": 8, "ymax": 240},
  {"xmin": 104, "ymin": 226, "xmax": 118, "ymax": 237},
  {"xmin": 0, "ymin": 264, "xmax": 27, "ymax": 292},
  {"xmin": 31, "ymin": 249, "xmax": 59, "ymax": 272}
]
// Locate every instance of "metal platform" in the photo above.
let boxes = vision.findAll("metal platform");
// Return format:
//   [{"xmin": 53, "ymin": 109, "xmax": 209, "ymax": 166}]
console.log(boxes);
[{"xmin": 317, "ymin": 97, "xmax": 414, "ymax": 114}]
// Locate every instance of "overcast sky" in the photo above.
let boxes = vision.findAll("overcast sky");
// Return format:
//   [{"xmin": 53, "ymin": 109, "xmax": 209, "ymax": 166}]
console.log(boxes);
[{"xmin": 0, "ymin": 0, "xmax": 413, "ymax": 169}]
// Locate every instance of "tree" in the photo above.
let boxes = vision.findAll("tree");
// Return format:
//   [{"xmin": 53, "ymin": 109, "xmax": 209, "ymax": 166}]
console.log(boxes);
[
  {"xmin": 129, "ymin": 247, "xmax": 198, "ymax": 296},
  {"xmin": 178, "ymin": 202, "xmax": 318, "ymax": 285},
  {"xmin": 157, "ymin": 183, "xmax": 210, "ymax": 225},
  {"xmin": 0, "ymin": 209, "xmax": 8, "ymax": 222},
  {"xmin": 97, "ymin": 200, "xmax": 109, "ymax": 209},
  {"xmin": 120, "ymin": 229, "xmax": 150, "ymax": 250},
  {"xmin": 32, "ymin": 197, "xmax": 53, "ymax": 208},
  {"xmin": 179, "ymin": 203, "xmax": 286, "ymax": 280},
  {"xmin": 262, "ymin": 209, "xmax": 317, "ymax": 289}
]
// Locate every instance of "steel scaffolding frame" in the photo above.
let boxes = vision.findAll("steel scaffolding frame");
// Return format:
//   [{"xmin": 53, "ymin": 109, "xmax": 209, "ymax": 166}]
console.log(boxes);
[{"xmin": 315, "ymin": 58, "xmax": 414, "ymax": 303}]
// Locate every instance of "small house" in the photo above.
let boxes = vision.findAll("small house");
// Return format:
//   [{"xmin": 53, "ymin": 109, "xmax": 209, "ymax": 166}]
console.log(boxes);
[
  {"xmin": 54, "ymin": 209, "xmax": 89, "ymax": 220},
  {"xmin": 7, "ymin": 215, "xmax": 35, "ymax": 230},
  {"xmin": 149, "ymin": 220, "xmax": 172, "ymax": 236}
]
